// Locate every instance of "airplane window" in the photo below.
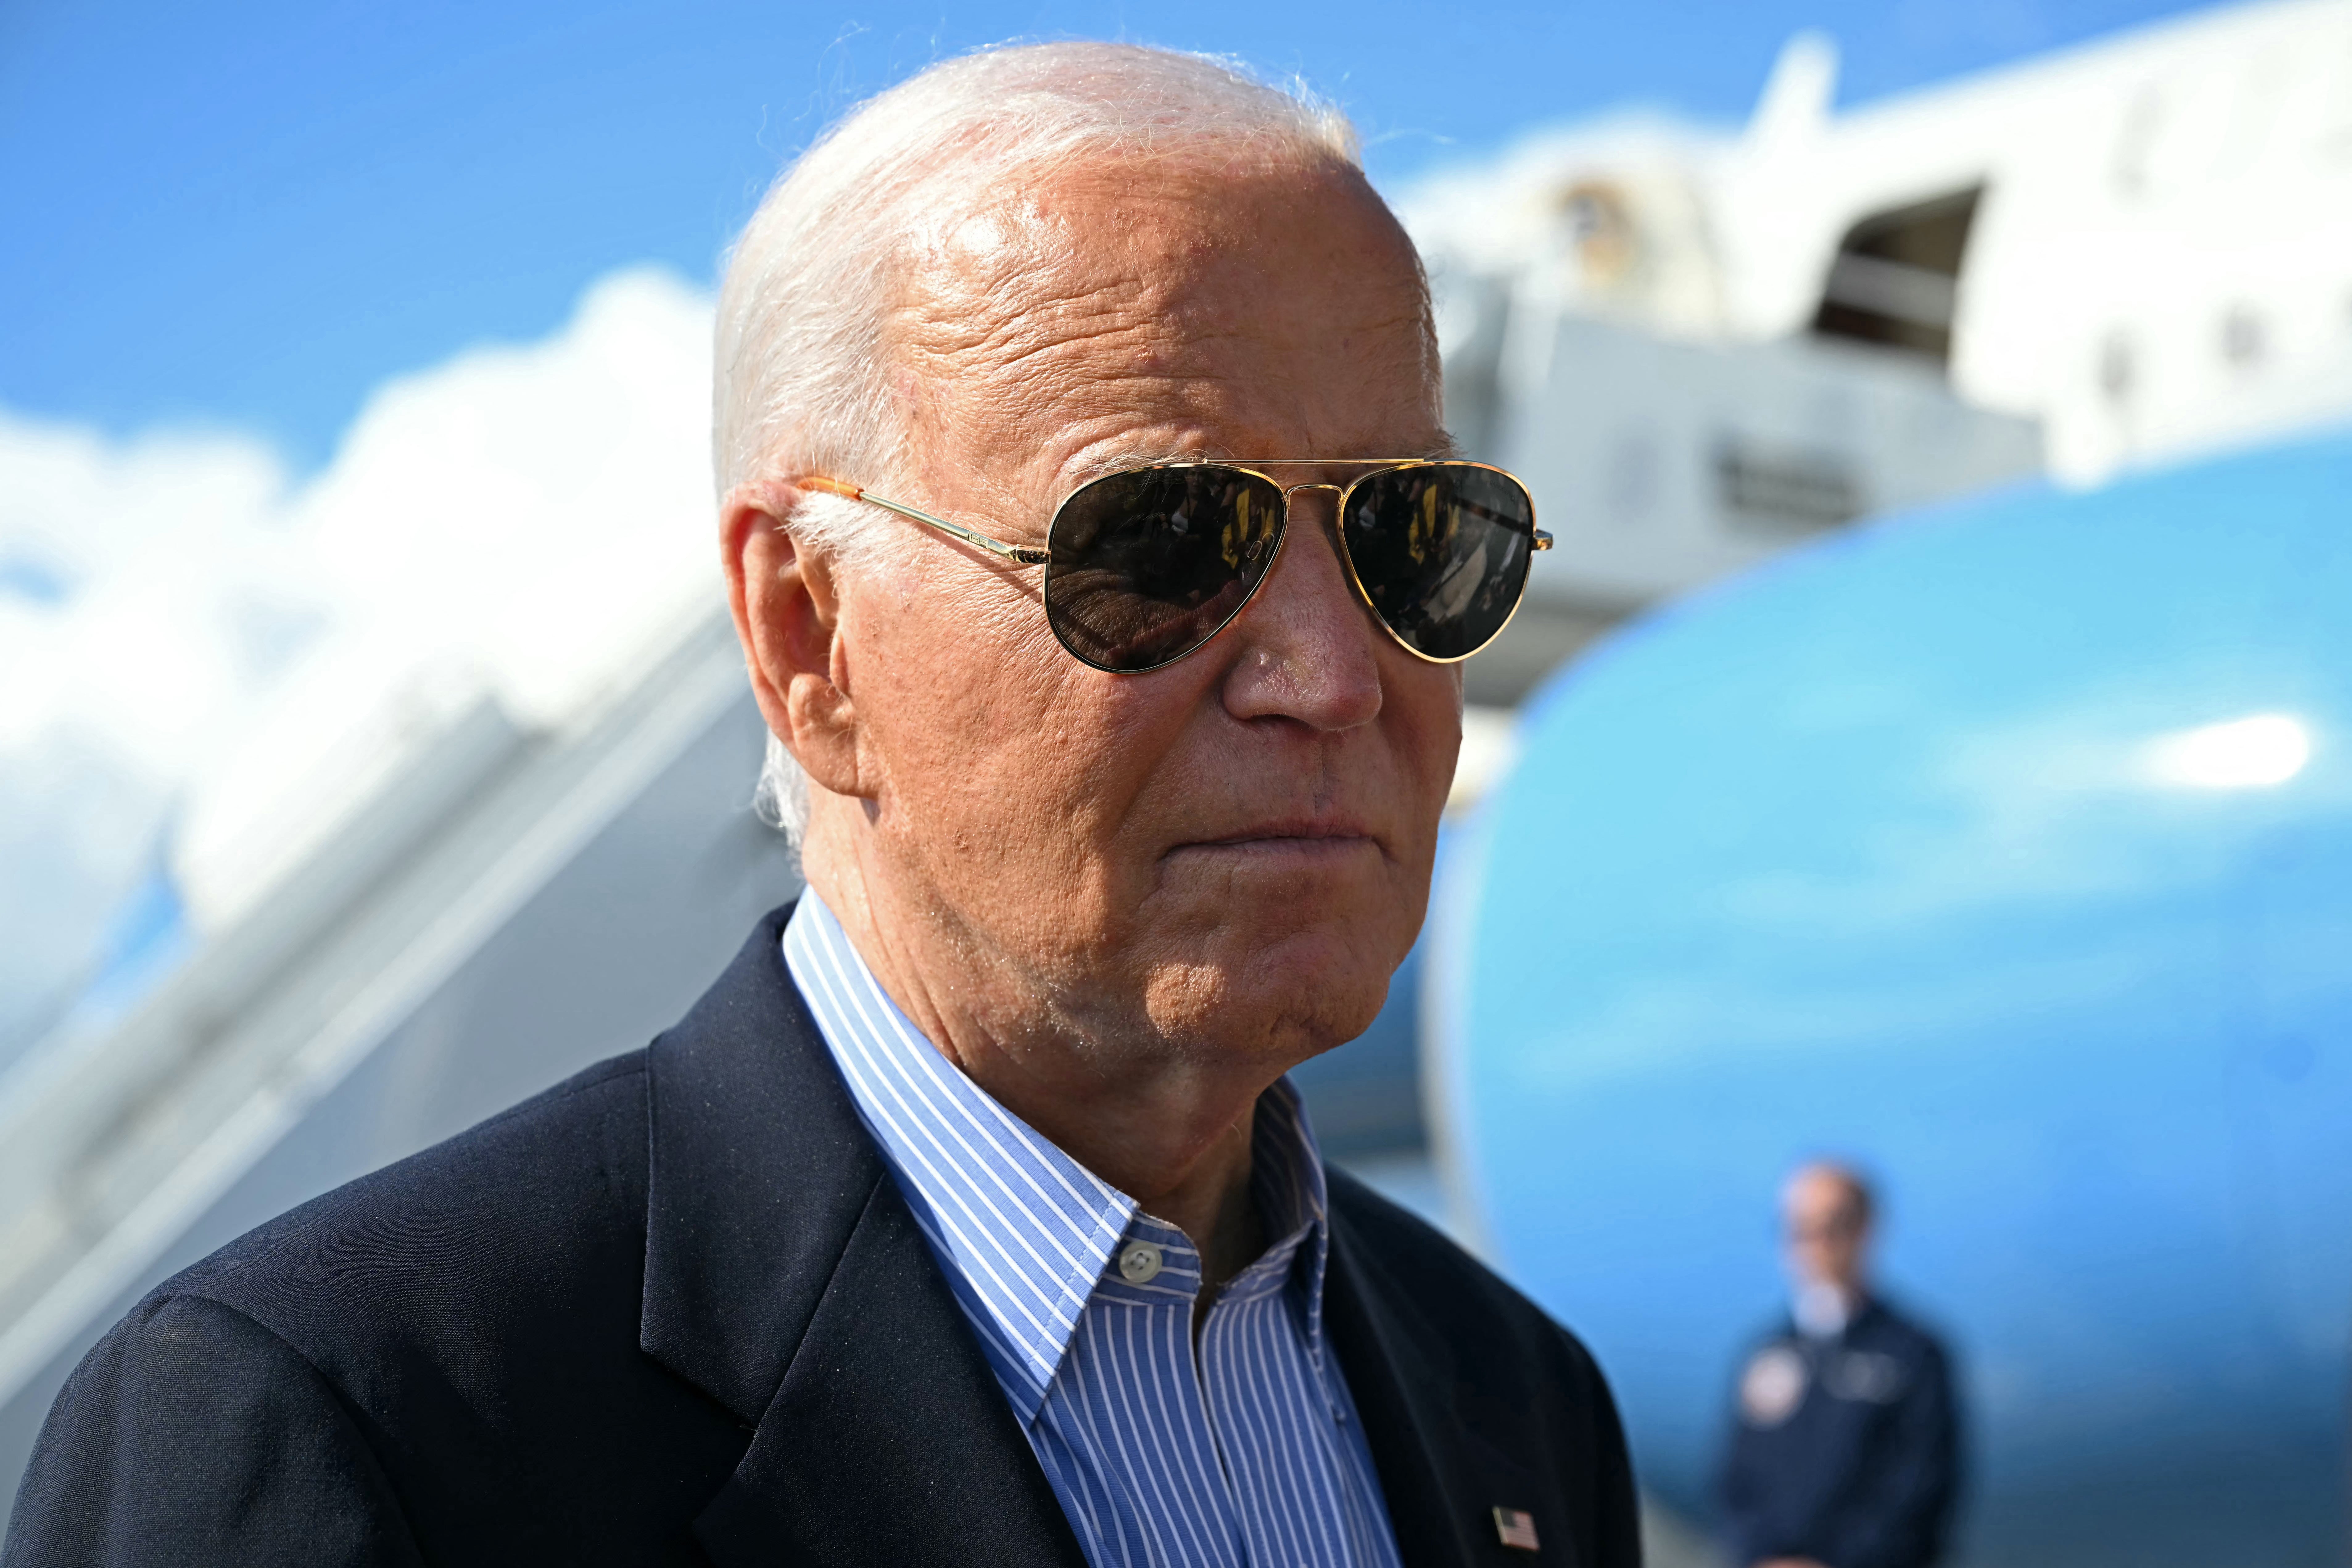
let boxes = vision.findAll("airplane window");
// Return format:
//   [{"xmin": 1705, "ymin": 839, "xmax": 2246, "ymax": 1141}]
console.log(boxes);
[
  {"xmin": 2221, "ymin": 306, "xmax": 2267, "ymax": 369},
  {"xmin": 1712, "ymin": 435, "xmax": 1864, "ymax": 532},
  {"xmin": 2099, "ymin": 332, "xmax": 2138, "ymax": 407},
  {"xmin": 1811, "ymin": 186, "xmax": 1983, "ymax": 369}
]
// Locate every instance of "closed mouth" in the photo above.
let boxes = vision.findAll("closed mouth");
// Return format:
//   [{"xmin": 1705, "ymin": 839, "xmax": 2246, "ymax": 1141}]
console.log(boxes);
[{"xmin": 1169, "ymin": 821, "xmax": 1381, "ymax": 857}]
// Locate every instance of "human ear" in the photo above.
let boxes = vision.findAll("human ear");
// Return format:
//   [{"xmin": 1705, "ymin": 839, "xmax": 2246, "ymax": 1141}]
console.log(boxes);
[{"xmin": 720, "ymin": 486, "xmax": 867, "ymax": 800}]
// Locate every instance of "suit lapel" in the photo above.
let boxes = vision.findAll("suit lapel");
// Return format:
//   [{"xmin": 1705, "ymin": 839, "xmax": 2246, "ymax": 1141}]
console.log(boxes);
[
  {"xmin": 639, "ymin": 907, "xmax": 877, "ymax": 1418},
  {"xmin": 639, "ymin": 907, "xmax": 1086, "ymax": 1568},
  {"xmin": 695, "ymin": 1172, "xmax": 1086, "ymax": 1567},
  {"xmin": 1325, "ymin": 1199, "xmax": 1555, "ymax": 1568}
]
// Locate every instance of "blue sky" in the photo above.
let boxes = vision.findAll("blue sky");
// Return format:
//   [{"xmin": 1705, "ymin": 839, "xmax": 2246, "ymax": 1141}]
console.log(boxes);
[{"xmin": 3, "ymin": 0, "xmax": 2214, "ymax": 467}]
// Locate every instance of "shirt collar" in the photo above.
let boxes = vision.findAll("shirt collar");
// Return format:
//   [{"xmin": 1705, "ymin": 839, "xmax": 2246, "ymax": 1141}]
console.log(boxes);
[
  {"xmin": 782, "ymin": 892, "xmax": 1333, "ymax": 1423},
  {"xmin": 1792, "ymin": 1280, "xmax": 1858, "ymax": 1340}
]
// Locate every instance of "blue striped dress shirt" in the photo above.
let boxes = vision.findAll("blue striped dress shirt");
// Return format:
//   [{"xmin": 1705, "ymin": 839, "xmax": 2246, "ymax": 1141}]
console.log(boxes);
[{"xmin": 783, "ymin": 893, "xmax": 1406, "ymax": 1568}]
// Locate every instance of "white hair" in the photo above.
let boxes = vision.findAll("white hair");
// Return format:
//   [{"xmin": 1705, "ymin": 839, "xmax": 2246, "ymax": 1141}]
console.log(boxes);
[{"xmin": 714, "ymin": 42, "xmax": 1364, "ymax": 843}]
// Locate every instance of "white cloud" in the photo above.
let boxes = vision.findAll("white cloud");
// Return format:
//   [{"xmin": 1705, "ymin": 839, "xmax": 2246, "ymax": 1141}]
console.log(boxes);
[{"xmin": 0, "ymin": 267, "xmax": 719, "ymax": 1048}]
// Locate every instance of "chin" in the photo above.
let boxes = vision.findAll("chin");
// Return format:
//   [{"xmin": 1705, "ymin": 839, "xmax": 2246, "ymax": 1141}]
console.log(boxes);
[
  {"xmin": 1141, "ymin": 912, "xmax": 1404, "ymax": 1058},
  {"xmin": 1253, "ymin": 971, "xmax": 1392, "ymax": 1061}
]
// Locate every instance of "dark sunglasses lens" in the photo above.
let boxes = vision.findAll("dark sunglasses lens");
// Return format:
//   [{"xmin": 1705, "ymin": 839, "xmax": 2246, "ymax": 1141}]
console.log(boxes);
[
  {"xmin": 1045, "ymin": 468, "xmax": 1286, "ymax": 672},
  {"xmin": 1341, "ymin": 465, "xmax": 1537, "ymax": 660}
]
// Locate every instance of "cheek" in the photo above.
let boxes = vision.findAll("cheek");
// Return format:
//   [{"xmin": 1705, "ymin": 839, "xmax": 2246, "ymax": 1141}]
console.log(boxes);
[
  {"xmin": 860, "ymin": 577, "xmax": 1062, "ymax": 805},
  {"xmin": 851, "ymin": 574, "xmax": 1199, "ymax": 913},
  {"xmin": 1386, "ymin": 663, "xmax": 1466, "ymax": 821},
  {"xmin": 1009, "ymin": 665, "xmax": 1223, "ymax": 877}
]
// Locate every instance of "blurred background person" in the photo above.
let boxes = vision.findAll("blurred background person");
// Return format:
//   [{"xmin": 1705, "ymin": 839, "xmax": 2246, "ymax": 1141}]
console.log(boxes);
[{"xmin": 1718, "ymin": 1162, "xmax": 1960, "ymax": 1568}]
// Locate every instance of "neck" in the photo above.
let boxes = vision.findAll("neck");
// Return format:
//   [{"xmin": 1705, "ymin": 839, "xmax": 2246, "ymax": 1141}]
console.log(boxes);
[
  {"xmin": 1793, "ymin": 1279, "xmax": 1861, "ymax": 1337},
  {"xmin": 803, "ymin": 824, "xmax": 1274, "ymax": 1292}
]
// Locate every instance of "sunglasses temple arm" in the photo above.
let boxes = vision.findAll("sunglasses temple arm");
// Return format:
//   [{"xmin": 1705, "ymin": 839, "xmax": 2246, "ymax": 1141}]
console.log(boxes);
[{"xmin": 794, "ymin": 475, "xmax": 1050, "ymax": 566}]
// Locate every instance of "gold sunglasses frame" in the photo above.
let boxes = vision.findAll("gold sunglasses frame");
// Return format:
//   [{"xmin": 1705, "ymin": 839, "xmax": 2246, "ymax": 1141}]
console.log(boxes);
[{"xmin": 794, "ymin": 459, "xmax": 1552, "ymax": 672}]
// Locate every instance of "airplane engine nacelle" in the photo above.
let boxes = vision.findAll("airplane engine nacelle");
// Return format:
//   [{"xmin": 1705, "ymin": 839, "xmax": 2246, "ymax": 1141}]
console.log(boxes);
[{"xmin": 1430, "ymin": 432, "xmax": 2352, "ymax": 1568}]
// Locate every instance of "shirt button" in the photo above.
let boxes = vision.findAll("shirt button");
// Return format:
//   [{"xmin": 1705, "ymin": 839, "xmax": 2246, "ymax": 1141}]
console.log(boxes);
[{"xmin": 1117, "ymin": 1242, "xmax": 1164, "ymax": 1284}]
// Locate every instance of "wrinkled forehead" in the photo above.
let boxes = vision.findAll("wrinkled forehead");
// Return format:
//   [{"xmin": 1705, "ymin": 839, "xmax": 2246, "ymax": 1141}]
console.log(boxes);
[{"xmin": 881, "ymin": 148, "xmax": 1440, "ymax": 493}]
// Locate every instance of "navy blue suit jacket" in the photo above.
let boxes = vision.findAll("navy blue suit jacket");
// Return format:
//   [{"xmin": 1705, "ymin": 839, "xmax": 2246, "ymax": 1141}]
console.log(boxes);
[{"xmin": 4, "ymin": 908, "xmax": 1639, "ymax": 1567}]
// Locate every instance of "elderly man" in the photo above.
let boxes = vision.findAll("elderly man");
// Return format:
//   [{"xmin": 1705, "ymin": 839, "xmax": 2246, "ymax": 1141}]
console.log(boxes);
[
  {"xmin": 4, "ymin": 43, "xmax": 1637, "ymax": 1568},
  {"xmin": 1719, "ymin": 1163, "xmax": 1961, "ymax": 1568}
]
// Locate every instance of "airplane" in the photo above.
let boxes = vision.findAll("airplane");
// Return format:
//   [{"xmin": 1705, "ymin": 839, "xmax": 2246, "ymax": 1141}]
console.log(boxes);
[
  {"xmin": 1427, "ymin": 427, "xmax": 2352, "ymax": 1567},
  {"xmin": 1405, "ymin": 0, "xmax": 2352, "ymax": 499}
]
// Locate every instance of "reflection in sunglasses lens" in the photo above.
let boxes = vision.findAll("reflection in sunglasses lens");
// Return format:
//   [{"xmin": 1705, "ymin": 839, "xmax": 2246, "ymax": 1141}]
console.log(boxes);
[
  {"xmin": 1045, "ymin": 468, "xmax": 1285, "ymax": 672},
  {"xmin": 1342, "ymin": 465, "xmax": 1536, "ymax": 660}
]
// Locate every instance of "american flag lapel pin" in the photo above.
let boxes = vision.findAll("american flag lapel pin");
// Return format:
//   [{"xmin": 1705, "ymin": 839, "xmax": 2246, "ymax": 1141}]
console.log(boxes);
[{"xmin": 1492, "ymin": 1506, "xmax": 1541, "ymax": 1552}]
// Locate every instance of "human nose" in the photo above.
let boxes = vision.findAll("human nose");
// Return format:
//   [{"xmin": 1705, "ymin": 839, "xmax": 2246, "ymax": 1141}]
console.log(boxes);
[{"xmin": 1217, "ymin": 488, "xmax": 1385, "ymax": 731}]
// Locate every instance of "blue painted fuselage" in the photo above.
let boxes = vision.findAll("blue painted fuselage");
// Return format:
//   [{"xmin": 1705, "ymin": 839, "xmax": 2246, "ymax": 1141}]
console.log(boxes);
[{"xmin": 1432, "ymin": 432, "xmax": 2352, "ymax": 1567}]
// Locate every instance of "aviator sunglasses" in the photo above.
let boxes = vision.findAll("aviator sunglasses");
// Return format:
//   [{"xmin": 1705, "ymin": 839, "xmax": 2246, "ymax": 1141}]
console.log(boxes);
[{"xmin": 797, "ymin": 460, "xmax": 1551, "ymax": 674}]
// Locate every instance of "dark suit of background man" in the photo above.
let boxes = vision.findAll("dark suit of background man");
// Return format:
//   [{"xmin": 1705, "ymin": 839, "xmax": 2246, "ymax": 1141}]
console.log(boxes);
[
  {"xmin": 1719, "ymin": 1162, "xmax": 1961, "ymax": 1568},
  {"xmin": 2, "ymin": 40, "xmax": 1639, "ymax": 1568}
]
